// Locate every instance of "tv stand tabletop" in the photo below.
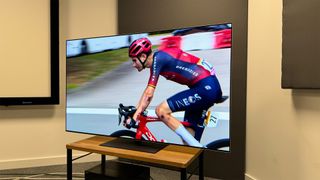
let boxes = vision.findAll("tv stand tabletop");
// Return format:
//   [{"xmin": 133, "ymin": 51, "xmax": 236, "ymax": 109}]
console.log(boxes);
[{"xmin": 66, "ymin": 135, "xmax": 203, "ymax": 168}]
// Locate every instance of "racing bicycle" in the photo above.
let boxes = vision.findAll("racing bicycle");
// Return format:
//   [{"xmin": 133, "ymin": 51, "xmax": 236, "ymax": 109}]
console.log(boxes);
[{"xmin": 111, "ymin": 97, "xmax": 230, "ymax": 150}]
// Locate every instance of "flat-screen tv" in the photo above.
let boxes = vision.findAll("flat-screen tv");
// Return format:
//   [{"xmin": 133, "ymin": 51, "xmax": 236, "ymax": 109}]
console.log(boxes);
[{"xmin": 66, "ymin": 23, "xmax": 232, "ymax": 152}]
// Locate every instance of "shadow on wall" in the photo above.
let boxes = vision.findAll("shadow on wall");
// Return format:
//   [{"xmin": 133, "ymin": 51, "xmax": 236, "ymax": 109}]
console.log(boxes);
[
  {"xmin": 0, "ymin": 105, "xmax": 57, "ymax": 120},
  {"xmin": 292, "ymin": 90, "xmax": 320, "ymax": 111}
]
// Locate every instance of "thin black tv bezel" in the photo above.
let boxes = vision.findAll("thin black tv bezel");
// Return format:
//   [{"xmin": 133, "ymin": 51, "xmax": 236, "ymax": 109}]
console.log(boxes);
[
  {"xmin": 0, "ymin": 0, "xmax": 59, "ymax": 106},
  {"xmin": 65, "ymin": 23, "xmax": 232, "ymax": 148}
]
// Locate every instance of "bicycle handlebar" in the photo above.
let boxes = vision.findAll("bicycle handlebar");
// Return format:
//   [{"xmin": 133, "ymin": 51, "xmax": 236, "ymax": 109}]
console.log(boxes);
[
  {"xmin": 118, "ymin": 104, "xmax": 136, "ymax": 119},
  {"xmin": 118, "ymin": 103, "xmax": 140, "ymax": 129}
]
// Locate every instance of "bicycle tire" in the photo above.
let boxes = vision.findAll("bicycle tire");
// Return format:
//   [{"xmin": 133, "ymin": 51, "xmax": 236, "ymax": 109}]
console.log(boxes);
[
  {"xmin": 110, "ymin": 130, "xmax": 147, "ymax": 140},
  {"xmin": 206, "ymin": 138, "xmax": 230, "ymax": 150}
]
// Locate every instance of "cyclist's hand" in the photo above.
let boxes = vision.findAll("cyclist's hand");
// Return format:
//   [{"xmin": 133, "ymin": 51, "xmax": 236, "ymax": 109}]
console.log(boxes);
[
  {"xmin": 123, "ymin": 117, "xmax": 136, "ymax": 129},
  {"xmin": 123, "ymin": 117, "xmax": 130, "ymax": 127}
]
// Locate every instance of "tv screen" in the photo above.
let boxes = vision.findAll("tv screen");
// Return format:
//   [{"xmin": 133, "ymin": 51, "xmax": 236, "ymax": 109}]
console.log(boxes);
[{"xmin": 66, "ymin": 23, "xmax": 231, "ymax": 151}]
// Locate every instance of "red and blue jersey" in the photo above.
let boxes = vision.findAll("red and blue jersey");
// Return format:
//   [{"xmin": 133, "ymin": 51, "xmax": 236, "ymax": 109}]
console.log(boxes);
[{"xmin": 148, "ymin": 48, "xmax": 213, "ymax": 88}]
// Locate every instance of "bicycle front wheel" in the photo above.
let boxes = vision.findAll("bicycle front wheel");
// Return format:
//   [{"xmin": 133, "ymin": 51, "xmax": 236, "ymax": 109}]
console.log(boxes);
[
  {"xmin": 206, "ymin": 138, "xmax": 230, "ymax": 150},
  {"xmin": 110, "ymin": 130, "xmax": 147, "ymax": 140}
]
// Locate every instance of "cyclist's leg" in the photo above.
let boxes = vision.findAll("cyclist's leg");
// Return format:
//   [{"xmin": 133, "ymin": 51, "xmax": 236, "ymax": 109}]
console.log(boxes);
[
  {"xmin": 181, "ymin": 127, "xmax": 195, "ymax": 145},
  {"xmin": 156, "ymin": 101, "xmax": 203, "ymax": 147},
  {"xmin": 156, "ymin": 76, "xmax": 222, "ymax": 147},
  {"xmin": 155, "ymin": 101, "xmax": 181, "ymax": 131},
  {"xmin": 184, "ymin": 109, "xmax": 207, "ymax": 142}
]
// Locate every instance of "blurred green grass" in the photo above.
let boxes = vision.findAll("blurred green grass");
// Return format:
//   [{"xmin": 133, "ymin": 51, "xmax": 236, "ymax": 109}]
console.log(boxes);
[{"xmin": 67, "ymin": 47, "xmax": 129, "ymax": 90}]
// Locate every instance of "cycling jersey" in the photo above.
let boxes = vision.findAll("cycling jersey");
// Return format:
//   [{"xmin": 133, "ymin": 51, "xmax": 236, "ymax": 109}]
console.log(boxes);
[{"xmin": 147, "ymin": 48, "xmax": 214, "ymax": 88}]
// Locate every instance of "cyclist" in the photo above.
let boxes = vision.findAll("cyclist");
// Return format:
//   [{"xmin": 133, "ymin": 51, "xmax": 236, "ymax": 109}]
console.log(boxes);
[{"xmin": 125, "ymin": 37, "xmax": 222, "ymax": 147}]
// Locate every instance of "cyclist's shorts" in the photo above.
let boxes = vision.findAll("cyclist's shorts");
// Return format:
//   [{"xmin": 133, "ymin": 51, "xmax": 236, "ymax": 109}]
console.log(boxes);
[
  {"xmin": 167, "ymin": 75, "xmax": 222, "ymax": 112},
  {"xmin": 166, "ymin": 75, "xmax": 222, "ymax": 141}
]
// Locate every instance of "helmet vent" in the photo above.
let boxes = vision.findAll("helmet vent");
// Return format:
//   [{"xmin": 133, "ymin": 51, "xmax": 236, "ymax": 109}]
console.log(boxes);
[{"xmin": 131, "ymin": 46, "xmax": 141, "ymax": 55}]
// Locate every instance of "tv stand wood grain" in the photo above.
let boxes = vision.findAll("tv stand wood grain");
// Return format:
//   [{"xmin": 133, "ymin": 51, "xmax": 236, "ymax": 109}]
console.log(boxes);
[{"xmin": 66, "ymin": 136, "xmax": 204, "ymax": 180}]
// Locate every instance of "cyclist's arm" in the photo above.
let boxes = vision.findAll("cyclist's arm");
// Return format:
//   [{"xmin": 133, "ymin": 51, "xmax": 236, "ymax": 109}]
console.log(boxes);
[
  {"xmin": 133, "ymin": 86, "xmax": 155, "ymax": 120},
  {"xmin": 133, "ymin": 52, "xmax": 160, "ymax": 120}
]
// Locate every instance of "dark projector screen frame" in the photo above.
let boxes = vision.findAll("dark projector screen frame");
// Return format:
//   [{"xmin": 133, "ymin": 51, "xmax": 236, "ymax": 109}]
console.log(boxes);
[
  {"xmin": 118, "ymin": 0, "xmax": 247, "ymax": 179},
  {"xmin": 282, "ymin": 0, "xmax": 320, "ymax": 89},
  {"xmin": 0, "ymin": 0, "xmax": 59, "ymax": 106}
]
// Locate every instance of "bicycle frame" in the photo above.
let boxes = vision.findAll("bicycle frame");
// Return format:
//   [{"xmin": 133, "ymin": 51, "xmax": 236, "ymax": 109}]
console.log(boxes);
[
  {"xmin": 135, "ymin": 114, "xmax": 192, "ymax": 142},
  {"xmin": 117, "ymin": 103, "xmax": 230, "ymax": 150}
]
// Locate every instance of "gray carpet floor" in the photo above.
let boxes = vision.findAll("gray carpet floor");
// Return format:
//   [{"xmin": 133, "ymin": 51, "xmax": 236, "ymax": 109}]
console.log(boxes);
[{"xmin": 0, "ymin": 161, "xmax": 218, "ymax": 180}]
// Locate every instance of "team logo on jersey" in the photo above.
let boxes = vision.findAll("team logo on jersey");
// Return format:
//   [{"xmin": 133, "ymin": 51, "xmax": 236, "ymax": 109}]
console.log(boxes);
[
  {"xmin": 175, "ymin": 94, "xmax": 202, "ymax": 108},
  {"xmin": 188, "ymin": 96, "xmax": 197, "ymax": 103},
  {"xmin": 175, "ymin": 66, "xmax": 199, "ymax": 77},
  {"xmin": 205, "ymin": 85, "xmax": 212, "ymax": 90}
]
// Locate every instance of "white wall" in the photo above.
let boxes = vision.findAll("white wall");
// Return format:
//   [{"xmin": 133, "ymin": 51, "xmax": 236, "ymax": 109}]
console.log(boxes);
[
  {"xmin": 246, "ymin": 0, "xmax": 320, "ymax": 180},
  {"xmin": 0, "ymin": 0, "xmax": 117, "ymax": 170}
]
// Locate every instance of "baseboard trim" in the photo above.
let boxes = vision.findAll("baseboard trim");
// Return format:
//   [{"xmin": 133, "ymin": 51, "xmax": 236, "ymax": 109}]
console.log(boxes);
[
  {"xmin": 245, "ymin": 173, "xmax": 258, "ymax": 180},
  {"xmin": 0, "ymin": 153, "xmax": 117, "ymax": 170}
]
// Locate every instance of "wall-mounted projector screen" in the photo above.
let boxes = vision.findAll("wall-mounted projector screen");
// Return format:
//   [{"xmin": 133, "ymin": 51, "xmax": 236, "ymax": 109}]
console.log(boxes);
[
  {"xmin": 0, "ymin": 0, "xmax": 59, "ymax": 105},
  {"xmin": 282, "ymin": 0, "xmax": 320, "ymax": 89}
]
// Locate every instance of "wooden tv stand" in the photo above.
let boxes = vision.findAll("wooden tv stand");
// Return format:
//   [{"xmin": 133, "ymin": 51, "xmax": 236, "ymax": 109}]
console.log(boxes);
[{"xmin": 66, "ymin": 136, "xmax": 204, "ymax": 180}]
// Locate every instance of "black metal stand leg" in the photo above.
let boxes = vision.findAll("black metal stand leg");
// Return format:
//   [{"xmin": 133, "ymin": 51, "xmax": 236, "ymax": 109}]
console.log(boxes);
[
  {"xmin": 67, "ymin": 149, "xmax": 72, "ymax": 180},
  {"xmin": 101, "ymin": 155, "xmax": 106, "ymax": 174},
  {"xmin": 199, "ymin": 152, "xmax": 204, "ymax": 180},
  {"xmin": 181, "ymin": 168, "xmax": 187, "ymax": 180}
]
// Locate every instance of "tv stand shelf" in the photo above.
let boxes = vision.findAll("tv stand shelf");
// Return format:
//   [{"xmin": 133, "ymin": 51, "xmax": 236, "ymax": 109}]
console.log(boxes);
[{"xmin": 66, "ymin": 136, "xmax": 204, "ymax": 180}]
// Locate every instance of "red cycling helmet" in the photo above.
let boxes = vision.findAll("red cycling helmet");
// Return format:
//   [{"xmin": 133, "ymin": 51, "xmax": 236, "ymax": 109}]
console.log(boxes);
[{"xmin": 128, "ymin": 38, "xmax": 152, "ymax": 58}]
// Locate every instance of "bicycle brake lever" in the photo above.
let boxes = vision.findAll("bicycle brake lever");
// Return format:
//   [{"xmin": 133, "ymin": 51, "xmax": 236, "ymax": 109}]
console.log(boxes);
[
  {"xmin": 125, "ymin": 117, "xmax": 137, "ymax": 129},
  {"xmin": 118, "ymin": 114, "xmax": 122, "ymax": 126}
]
